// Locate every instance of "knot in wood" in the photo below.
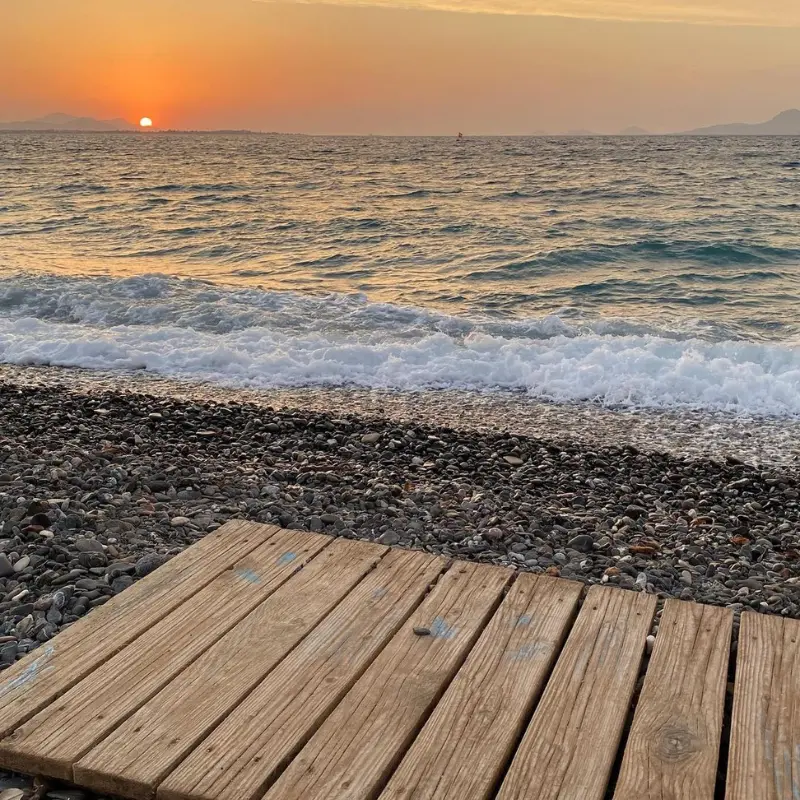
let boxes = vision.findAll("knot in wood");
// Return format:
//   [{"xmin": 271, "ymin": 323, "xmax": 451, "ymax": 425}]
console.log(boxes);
[{"xmin": 656, "ymin": 724, "xmax": 699, "ymax": 762}]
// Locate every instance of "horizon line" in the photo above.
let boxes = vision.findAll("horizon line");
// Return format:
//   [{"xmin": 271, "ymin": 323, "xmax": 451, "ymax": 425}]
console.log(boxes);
[{"xmin": 3, "ymin": 130, "xmax": 800, "ymax": 137}]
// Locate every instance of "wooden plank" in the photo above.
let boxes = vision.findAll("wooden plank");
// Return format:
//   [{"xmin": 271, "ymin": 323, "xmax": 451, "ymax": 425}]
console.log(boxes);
[
  {"xmin": 497, "ymin": 585, "xmax": 656, "ymax": 800},
  {"xmin": 381, "ymin": 574, "xmax": 582, "ymax": 800},
  {"xmin": 157, "ymin": 548, "xmax": 446, "ymax": 800},
  {"xmin": 0, "ymin": 528, "xmax": 330, "ymax": 781},
  {"xmin": 262, "ymin": 561, "xmax": 512, "ymax": 800},
  {"xmin": 613, "ymin": 600, "xmax": 733, "ymax": 800},
  {"xmin": 73, "ymin": 537, "xmax": 387, "ymax": 800},
  {"xmin": 725, "ymin": 613, "xmax": 800, "ymax": 800},
  {"xmin": 0, "ymin": 520, "xmax": 275, "ymax": 740}
]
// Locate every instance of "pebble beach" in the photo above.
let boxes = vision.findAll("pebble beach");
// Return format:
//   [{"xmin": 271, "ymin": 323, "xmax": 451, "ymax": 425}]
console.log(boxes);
[
  {"xmin": 2, "ymin": 366, "xmax": 800, "ymax": 797},
  {"xmin": 4, "ymin": 365, "xmax": 800, "ymax": 652}
]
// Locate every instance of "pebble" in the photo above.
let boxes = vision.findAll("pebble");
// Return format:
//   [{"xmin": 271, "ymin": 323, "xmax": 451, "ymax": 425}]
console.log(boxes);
[
  {"xmin": 170, "ymin": 516, "xmax": 191, "ymax": 527},
  {"xmin": 135, "ymin": 553, "xmax": 169, "ymax": 577},
  {"xmin": 567, "ymin": 534, "xmax": 594, "ymax": 553},
  {"xmin": 0, "ymin": 555, "xmax": 13, "ymax": 579},
  {"xmin": 361, "ymin": 433, "xmax": 381, "ymax": 444},
  {"xmin": 0, "ymin": 643, "xmax": 18, "ymax": 665},
  {"xmin": 111, "ymin": 576, "xmax": 135, "ymax": 594},
  {"xmin": 413, "ymin": 626, "xmax": 431, "ymax": 636},
  {"xmin": 74, "ymin": 537, "xmax": 104, "ymax": 553}
]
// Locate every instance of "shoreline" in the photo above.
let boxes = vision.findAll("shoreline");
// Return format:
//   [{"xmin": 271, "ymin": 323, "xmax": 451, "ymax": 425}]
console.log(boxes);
[{"xmin": 1, "ymin": 363, "xmax": 799, "ymax": 467}]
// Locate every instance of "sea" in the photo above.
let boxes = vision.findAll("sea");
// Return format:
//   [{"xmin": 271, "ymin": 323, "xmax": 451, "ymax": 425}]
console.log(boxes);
[{"xmin": 1, "ymin": 133, "xmax": 799, "ymax": 417}]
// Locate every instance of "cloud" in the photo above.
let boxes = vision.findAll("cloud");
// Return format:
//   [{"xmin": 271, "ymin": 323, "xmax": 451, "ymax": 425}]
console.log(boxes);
[{"xmin": 254, "ymin": 0, "xmax": 800, "ymax": 27}]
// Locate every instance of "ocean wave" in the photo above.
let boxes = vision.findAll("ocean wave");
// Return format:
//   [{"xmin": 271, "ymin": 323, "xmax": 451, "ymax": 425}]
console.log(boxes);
[
  {"xmin": 463, "ymin": 241, "xmax": 800, "ymax": 279},
  {"xmin": 1, "ymin": 317, "xmax": 799, "ymax": 417},
  {"xmin": 383, "ymin": 189, "xmax": 463, "ymax": 198},
  {"xmin": 0, "ymin": 273, "xmax": 799, "ymax": 416},
  {"xmin": 0, "ymin": 272, "xmax": 688, "ymax": 339}
]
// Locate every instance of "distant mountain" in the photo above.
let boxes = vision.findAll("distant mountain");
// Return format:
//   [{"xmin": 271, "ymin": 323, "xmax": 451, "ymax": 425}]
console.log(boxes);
[
  {"xmin": 619, "ymin": 126, "xmax": 650, "ymax": 136},
  {"xmin": 680, "ymin": 109, "xmax": 800, "ymax": 136},
  {"xmin": 0, "ymin": 113, "xmax": 138, "ymax": 131}
]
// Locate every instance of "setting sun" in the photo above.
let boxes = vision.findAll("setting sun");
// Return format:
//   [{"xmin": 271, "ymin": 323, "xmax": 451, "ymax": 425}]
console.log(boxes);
[{"xmin": 139, "ymin": 117, "xmax": 153, "ymax": 128}]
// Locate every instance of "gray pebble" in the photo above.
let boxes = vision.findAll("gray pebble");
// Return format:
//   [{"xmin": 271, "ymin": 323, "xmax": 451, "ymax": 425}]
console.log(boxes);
[
  {"xmin": 135, "ymin": 553, "xmax": 169, "ymax": 577},
  {"xmin": 567, "ymin": 534, "xmax": 594, "ymax": 553},
  {"xmin": 0, "ymin": 554, "xmax": 13, "ymax": 578},
  {"xmin": 74, "ymin": 537, "xmax": 104, "ymax": 553}
]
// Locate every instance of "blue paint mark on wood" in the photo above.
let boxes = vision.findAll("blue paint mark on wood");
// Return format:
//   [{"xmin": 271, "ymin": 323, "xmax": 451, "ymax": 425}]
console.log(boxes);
[
  {"xmin": 508, "ymin": 642, "xmax": 551, "ymax": 661},
  {"xmin": 430, "ymin": 616, "xmax": 456, "ymax": 640},
  {"xmin": 372, "ymin": 587, "xmax": 388, "ymax": 600},
  {"xmin": 516, "ymin": 614, "xmax": 532, "ymax": 627},
  {"xmin": 0, "ymin": 645, "xmax": 55, "ymax": 699},
  {"xmin": 277, "ymin": 552, "xmax": 297, "ymax": 566},
  {"xmin": 234, "ymin": 567, "xmax": 262, "ymax": 584}
]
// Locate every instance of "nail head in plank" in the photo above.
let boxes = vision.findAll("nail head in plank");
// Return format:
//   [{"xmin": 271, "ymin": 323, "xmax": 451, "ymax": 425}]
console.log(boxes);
[
  {"xmin": 0, "ymin": 520, "xmax": 277, "ymax": 740},
  {"xmin": 498, "ymin": 585, "xmax": 656, "ymax": 800},
  {"xmin": 263, "ymin": 561, "xmax": 512, "ymax": 800},
  {"xmin": 157, "ymin": 547, "xmax": 445, "ymax": 800},
  {"xmin": 726, "ymin": 612, "xmax": 800, "ymax": 800},
  {"xmin": 73, "ymin": 537, "xmax": 387, "ymax": 800},
  {"xmin": 614, "ymin": 599, "xmax": 732, "ymax": 800},
  {"xmin": 381, "ymin": 573, "xmax": 583, "ymax": 800},
  {"xmin": 0, "ymin": 528, "xmax": 330, "ymax": 781}
]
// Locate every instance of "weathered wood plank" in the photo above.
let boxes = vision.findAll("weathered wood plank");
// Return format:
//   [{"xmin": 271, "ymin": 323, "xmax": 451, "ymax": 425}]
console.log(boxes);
[
  {"xmin": 262, "ymin": 561, "xmax": 511, "ymax": 800},
  {"xmin": 73, "ymin": 537, "xmax": 387, "ymax": 800},
  {"xmin": 497, "ymin": 585, "xmax": 656, "ymax": 800},
  {"xmin": 381, "ymin": 574, "xmax": 582, "ymax": 800},
  {"xmin": 726, "ymin": 613, "xmax": 800, "ymax": 800},
  {"xmin": 157, "ymin": 547, "xmax": 445, "ymax": 800},
  {"xmin": 613, "ymin": 600, "xmax": 732, "ymax": 800},
  {"xmin": 0, "ymin": 528, "xmax": 330, "ymax": 781},
  {"xmin": 0, "ymin": 520, "xmax": 275, "ymax": 740}
]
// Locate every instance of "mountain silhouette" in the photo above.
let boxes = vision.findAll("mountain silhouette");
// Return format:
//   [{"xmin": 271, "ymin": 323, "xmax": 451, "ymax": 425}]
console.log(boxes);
[
  {"xmin": 0, "ymin": 113, "xmax": 138, "ymax": 131},
  {"xmin": 680, "ymin": 109, "xmax": 800, "ymax": 135}
]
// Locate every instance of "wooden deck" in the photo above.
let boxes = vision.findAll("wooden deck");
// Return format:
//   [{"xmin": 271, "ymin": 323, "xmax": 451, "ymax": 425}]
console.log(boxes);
[{"xmin": 0, "ymin": 520, "xmax": 798, "ymax": 800}]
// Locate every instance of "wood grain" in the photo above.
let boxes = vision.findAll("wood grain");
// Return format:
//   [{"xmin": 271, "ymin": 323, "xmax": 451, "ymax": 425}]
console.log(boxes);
[
  {"xmin": 74, "ymin": 537, "xmax": 386, "ymax": 799},
  {"xmin": 381, "ymin": 574, "xmax": 582, "ymax": 800},
  {"xmin": 0, "ymin": 520, "xmax": 275, "ymax": 740},
  {"xmin": 0, "ymin": 528, "xmax": 329, "ymax": 781},
  {"xmin": 262, "ymin": 561, "xmax": 511, "ymax": 800},
  {"xmin": 726, "ymin": 613, "xmax": 800, "ymax": 800},
  {"xmin": 613, "ymin": 599, "xmax": 732, "ymax": 800},
  {"xmin": 498, "ymin": 585, "xmax": 656, "ymax": 800},
  {"xmin": 157, "ymin": 547, "xmax": 445, "ymax": 800}
]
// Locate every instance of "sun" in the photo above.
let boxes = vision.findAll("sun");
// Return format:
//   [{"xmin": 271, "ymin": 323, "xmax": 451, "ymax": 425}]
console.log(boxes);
[{"xmin": 139, "ymin": 117, "xmax": 153, "ymax": 128}]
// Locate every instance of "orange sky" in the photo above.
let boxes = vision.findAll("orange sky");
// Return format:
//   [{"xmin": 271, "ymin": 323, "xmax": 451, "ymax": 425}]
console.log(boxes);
[{"xmin": 1, "ymin": 0, "xmax": 799, "ymax": 134}]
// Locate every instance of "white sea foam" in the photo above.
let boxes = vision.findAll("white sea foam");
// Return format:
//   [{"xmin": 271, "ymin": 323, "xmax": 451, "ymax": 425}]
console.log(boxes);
[{"xmin": 1, "ymin": 273, "xmax": 799, "ymax": 416}]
